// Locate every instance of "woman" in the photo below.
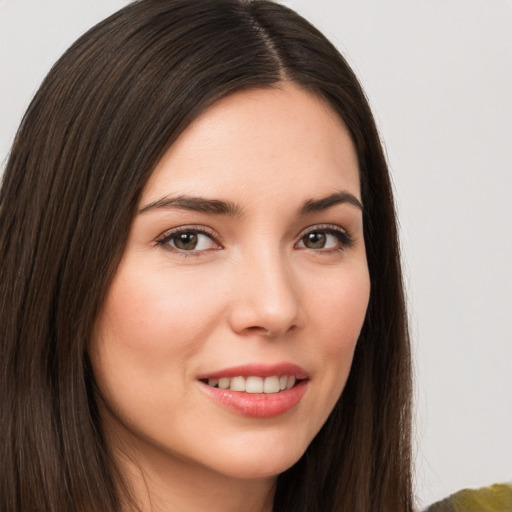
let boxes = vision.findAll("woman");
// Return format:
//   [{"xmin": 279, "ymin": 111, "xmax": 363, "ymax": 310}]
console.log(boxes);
[{"xmin": 0, "ymin": 1, "xmax": 412, "ymax": 511}]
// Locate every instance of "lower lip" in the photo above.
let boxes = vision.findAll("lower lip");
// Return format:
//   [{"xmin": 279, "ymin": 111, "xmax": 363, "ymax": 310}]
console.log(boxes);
[{"xmin": 199, "ymin": 380, "xmax": 308, "ymax": 418}]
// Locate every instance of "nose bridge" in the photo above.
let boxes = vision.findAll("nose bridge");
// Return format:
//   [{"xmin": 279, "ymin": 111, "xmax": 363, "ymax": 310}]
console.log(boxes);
[{"xmin": 229, "ymin": 243, "xmax": 302, "ymax": 337}]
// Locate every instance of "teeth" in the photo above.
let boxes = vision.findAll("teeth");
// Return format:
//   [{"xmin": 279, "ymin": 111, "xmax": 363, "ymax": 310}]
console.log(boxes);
[
  {"xmin": 206, "ymin": 375, "xmax": 299, "ymax": 393},
  {"xmin": 218, "ymin": 378, "xmax": 230, "ymax": 389},
  {"xmin": 246, "ymin": 376, "xmax": 263, "ymax": 393},
  {"xmin": 230, "ymin": 376, "xmax": 245, "ymax": 392},
  {"xmin": 263, "ymin": 376, "xmax": 280, "ymax": 393}
]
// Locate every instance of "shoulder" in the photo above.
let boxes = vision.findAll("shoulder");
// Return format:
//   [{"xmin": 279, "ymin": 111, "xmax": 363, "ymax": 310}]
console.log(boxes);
[{"xmin": 423, "ymin": 483, "xmax": 512, "ymax": 512}]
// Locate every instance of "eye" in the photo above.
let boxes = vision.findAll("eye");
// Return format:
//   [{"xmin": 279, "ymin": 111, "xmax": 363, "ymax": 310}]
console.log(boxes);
[
  {"xmin": 157, "ymin": 227, "xmax": 220, "ymax": 253},
  {"xmin": 296, "ymin": 226, "xmax": 353, "ymax": 251}
]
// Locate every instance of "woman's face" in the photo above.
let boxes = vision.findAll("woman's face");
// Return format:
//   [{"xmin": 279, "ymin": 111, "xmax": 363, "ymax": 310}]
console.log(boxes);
[{"xmin": 90, "ymin": 83, "xmax": 370, "ymax": 484}]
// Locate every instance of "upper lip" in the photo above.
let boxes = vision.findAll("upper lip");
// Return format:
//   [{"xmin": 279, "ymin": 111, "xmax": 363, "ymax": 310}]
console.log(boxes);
[{"xmin": 197, "ymin": 362, "xmax": 308, "ymax": 380}]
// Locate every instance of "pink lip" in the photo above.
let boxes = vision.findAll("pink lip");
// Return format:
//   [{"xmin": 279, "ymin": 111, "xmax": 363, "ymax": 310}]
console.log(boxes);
[
  {"xmin": 199, "ymin": 379, "xmax": 308, "ymax": 418},
  {"xmin": 197, "ymin": 362, "xmax": 309, "ymax": 419},
  {"xmin": 197, "ymin": 362, "xmax": 308, "ymax": 380}
]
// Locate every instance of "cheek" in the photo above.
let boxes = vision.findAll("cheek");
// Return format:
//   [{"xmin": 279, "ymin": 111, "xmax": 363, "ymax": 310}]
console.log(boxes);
[
  {"xmin": 307, "ymin": 266, "xmax": 370, "ymax": 397},
  {"xmin": 88, "ymin": 264, "xmax": 231, "ymax": 425},
  {"xmin": 88, "ymin": 263, "xmax": 226, "ymax": 429},
  {"xmin": 311, "ymin": 263, "xmax": 370, "ymax": 343},
  {"xmin": 94, "ymin": 263, "xmax": 224, "ymax": 361}
]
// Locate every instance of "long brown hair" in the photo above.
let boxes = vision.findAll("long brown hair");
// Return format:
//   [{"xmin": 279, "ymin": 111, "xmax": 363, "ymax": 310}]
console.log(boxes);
[{"xmin": 0, "ymin": 1, "xmax": 412, "ymax": 510}]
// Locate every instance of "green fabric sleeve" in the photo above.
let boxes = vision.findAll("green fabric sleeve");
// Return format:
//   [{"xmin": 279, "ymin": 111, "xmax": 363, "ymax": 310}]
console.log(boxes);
[
  {"xmin": 423, "ymin": 496, "xmax": 456, "ymax": 512},
  {"xmin": 424, "ymin": 483, "xmax": 512, "ymax": 512},
  {"xmin": 451, "ymin": 483, "xmax": 512, "ymax": 512}
]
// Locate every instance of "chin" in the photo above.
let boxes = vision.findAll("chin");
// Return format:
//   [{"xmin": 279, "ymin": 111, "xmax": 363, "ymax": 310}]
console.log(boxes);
[{"xmin": 204, "ymin": 435, "xmax": 308, "ymax": 480}]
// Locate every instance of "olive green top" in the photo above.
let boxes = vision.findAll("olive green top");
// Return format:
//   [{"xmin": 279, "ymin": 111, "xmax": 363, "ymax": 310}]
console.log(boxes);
[{"xmin": 424, "ymin": 483, "xmax": 512, "ymax": 512}]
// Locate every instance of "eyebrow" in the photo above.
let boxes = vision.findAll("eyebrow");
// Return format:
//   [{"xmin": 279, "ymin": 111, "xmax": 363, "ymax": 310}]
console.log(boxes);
[
  {"xmin": 297, "ymin": 191, "xmax": 363, "ymax": 214},
  {"xmin": 139, "ymin": 190, "xmax": 362, "ymax": 216},
  {"xmin": 139, "ymin": 195, "xmax": 242, "ymax": 216}
]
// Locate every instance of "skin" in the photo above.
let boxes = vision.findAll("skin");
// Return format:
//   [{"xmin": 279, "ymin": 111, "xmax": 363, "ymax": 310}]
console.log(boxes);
[{"xmin": 90, "ymin": 82, "xmax": 371, "ymax": 512}]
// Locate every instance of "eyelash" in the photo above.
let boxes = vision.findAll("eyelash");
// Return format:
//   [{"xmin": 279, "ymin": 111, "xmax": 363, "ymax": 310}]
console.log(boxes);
[
  {"xmin": 156, "ymin": 225, "xmax": 221, "ymax": 256},
  {"xmin": 297, "ymin": 224, "xmax": 354, "ymax": 253},
  {"xmin": 156, "ymin": 224, "xmax": 354, "ymax": 256}
]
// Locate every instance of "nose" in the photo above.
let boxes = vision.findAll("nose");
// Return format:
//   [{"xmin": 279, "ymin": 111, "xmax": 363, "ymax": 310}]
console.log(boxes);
[{"xmin": 227, "ymin": 248, "xmax": 304, "ymax": 338}]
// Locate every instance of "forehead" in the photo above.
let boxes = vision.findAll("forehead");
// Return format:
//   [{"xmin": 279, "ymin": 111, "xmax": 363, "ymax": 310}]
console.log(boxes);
[{"xmin": 142, "ymin": 83, "xmax": 360, "ymax": 207}]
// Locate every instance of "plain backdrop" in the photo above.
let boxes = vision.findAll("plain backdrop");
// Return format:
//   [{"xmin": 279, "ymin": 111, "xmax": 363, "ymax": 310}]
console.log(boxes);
[{"xmin": 1, "ymin": 0, "xmax": 511, "ymax": 508}]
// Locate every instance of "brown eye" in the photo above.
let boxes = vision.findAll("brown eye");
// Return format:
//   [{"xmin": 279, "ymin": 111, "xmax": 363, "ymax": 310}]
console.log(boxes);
[
  {"xmin": 302, "ymin": 232, "xmax": 327, "ymax": 249},
  {"xmin": 158, "ymin": 228, "xmax": 218, "ymax": 252},
  {"xmin": 173, "ymin": 232, "xmax": 199, "ymax": 250},
  {"xmin": 296, "ymin": 227, "xmax": 352, "ymax": 251}
]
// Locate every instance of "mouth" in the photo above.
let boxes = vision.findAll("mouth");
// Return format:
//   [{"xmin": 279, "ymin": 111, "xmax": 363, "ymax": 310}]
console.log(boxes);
[
  {"xmin": 197, "ymin": 363, "xmax": 309, "ymax": 417},
  {"xmin": 200, "ymin": 375, "xmax": 302, "ymax": 394}
]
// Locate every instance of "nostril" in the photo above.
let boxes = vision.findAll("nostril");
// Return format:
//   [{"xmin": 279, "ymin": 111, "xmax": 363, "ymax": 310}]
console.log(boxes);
[
  {"xmin": 246, "ymin": 325, "xmax": 271, "ymax": 334},
  {"xmin": 227, "ymin": 276, "xmax": 304, "ymax": 337},
  {"xmin": 242, "ymin": 324, "xmax": 297, "ymax": 338}
]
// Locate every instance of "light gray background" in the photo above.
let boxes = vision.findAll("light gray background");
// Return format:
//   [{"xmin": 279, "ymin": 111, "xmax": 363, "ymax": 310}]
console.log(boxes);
[{"xmin": 1, "ymin": 0, "xmax": 511, "ymax": 508}]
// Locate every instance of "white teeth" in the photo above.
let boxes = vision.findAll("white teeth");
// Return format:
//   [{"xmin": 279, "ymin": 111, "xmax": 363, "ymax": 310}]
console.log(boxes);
[
  {"xmin": 230, "ymin": 376, "xmax": 246, "ymax": 392},
  {"xmin": 218, "ymin": 378, "xmax": 230, "ymax": 389},
  {"xmin": 206, "ymin": 375, "xmax": 300, "ymax": 393},
  {"xmin": 246, "ymin": 376, "xmax": 263, "ymax": 393},
  {"xmin": 287, "ymin": 376, "xmax": 296, "ymax": 389},
  {"xmin": 263, "ymin": 376, "xmax": 280, "ymax": 393}
]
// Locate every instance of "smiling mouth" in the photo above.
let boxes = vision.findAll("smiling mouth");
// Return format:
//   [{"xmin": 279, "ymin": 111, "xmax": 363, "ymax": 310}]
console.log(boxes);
[{"xmin": 200, "ymin": 375, "xmax": 302, "ymax": 394}]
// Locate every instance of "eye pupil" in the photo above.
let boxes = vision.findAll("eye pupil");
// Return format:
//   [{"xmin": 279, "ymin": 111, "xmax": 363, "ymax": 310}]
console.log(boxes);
[
  {"xmin": 304, "ymin": 232, "xmax": 326, "ymax": 249},
  {"xmin": 174, "ymin": 232, "xmax": 198, "ymax": 250}
]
